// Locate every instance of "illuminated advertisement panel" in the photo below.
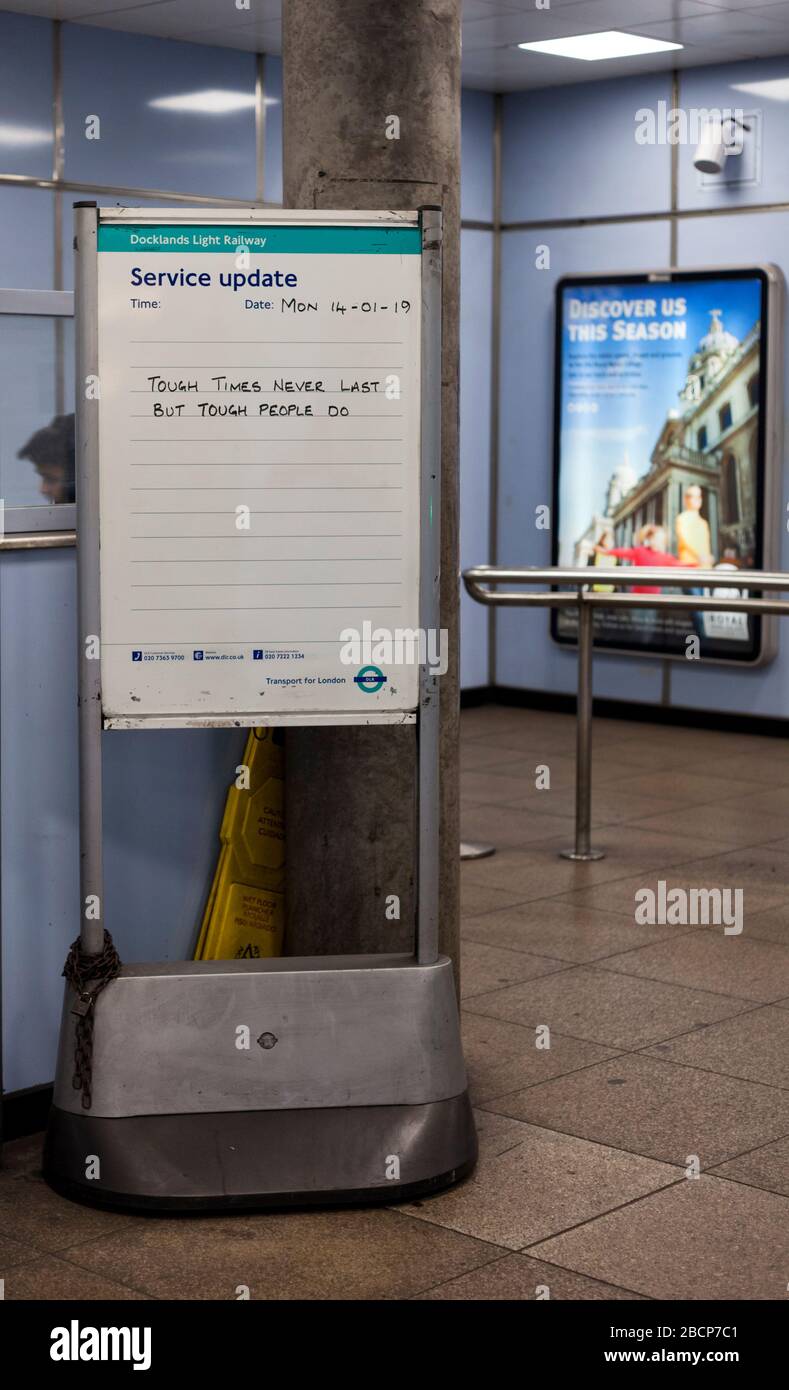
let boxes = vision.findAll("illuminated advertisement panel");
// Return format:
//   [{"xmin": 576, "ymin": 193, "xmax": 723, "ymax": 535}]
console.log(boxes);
[{"xmin": 552, "ymin": 267, "xmax": 783, "ymax": 664}]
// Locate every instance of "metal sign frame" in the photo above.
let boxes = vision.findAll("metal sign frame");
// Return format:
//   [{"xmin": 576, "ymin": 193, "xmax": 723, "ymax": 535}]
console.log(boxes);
[{"xmin": 74, "ymin": 203, "xmax": 441, "ymax": 966}]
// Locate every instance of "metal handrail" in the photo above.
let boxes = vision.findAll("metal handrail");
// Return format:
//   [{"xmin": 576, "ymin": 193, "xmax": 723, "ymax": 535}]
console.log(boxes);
[
  {"xmin": 463, "ymin": 565, "xmax": 789, "ymax": 862},
  {"xmin": 0, "ymin": 532, "xmax": 76, "ymax": 551}
]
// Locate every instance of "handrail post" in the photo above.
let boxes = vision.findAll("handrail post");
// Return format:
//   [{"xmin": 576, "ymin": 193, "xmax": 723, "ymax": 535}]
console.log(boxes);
[
  {"xmin": 561, "ymin": 591, "xmax": 604, "ymax": 863},
  {"xmin": 461, "ymin": 563, "xmax": 789, "ymax": 864}
]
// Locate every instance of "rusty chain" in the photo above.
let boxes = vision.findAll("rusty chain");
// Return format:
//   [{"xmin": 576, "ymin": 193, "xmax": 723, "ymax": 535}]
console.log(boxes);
[{"xmin": 62, "ymin": 930, "xmax": 122, "ymax": 1110}]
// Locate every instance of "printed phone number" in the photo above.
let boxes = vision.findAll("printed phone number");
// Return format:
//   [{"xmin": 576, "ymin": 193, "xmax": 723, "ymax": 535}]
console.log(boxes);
[{"xmin": 256, "ymin": 650, "xmax": 305, "ymax": 660}]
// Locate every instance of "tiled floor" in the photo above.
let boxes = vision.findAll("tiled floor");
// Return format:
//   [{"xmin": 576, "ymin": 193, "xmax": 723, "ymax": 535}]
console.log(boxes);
[{"xmin": 3, "ymin": 704, "xmax": 789, "ymax": 1299}]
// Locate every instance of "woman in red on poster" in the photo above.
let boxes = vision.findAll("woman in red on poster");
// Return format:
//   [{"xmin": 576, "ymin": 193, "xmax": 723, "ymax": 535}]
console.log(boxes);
[{"xmin": 594, "ymin": 524, "xmax": 683, "ymax": 594}]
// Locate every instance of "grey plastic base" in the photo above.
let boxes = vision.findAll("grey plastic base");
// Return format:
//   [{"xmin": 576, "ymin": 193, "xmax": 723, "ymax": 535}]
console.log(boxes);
[
  {"xmin": 44, "ymin": 953, "xmax": 476, "ymax": 1210},
  {"xmin": 50, "ymin": 955, "xmax": 468, "ymax": 1118},
  {"xmin": 43, "ymin": 1094, "xmax": 477, "ymax": 1211}
]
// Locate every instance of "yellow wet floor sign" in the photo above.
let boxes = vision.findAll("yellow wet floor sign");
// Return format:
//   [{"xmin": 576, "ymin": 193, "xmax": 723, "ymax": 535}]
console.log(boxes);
[{"xmin": 196, "ymin": 728, "xmax": 285, "ymax": 960}]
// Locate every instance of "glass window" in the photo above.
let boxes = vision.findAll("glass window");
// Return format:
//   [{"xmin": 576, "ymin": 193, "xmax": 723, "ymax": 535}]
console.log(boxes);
[
  {"xmin": 0, "ymin": 313, "xmax": 74, "ymax": 509},
  {"xmin": 0, "ymin": 187, "xmax": 55, "ymax": 289},
  {"xmin": 719, "ymin": 401, "xmax": 733, "ymax": 432},
  {"xmin": 697, "ymin": 425, "xmax": 707, "ymax": 451},
  {"xmin": 748, "ymin": 373, "xmax": 760, "ymax": 407}
]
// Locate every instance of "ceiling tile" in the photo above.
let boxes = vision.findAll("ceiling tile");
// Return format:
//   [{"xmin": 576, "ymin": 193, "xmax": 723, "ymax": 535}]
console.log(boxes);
[
  {"xmin": 462, "ymin": 12, "xmax": 603, "ymax": 49},
  {"xmin": 483, "ymin": 0, "xmax": 634, "ymax": 8},
  {"xmin": 749, "ymin": 1, "xmax": 789, "ymax": 18},
  {"xmin": 634, "ymin": 11, "xmax": 788, "ymax": 43},
  {"xmin": 6, "ymin": 0, "xmax": 789, "ymax": 91},
  {"xmin": 0, "ymin": 0, "xmax": 79, "ymax": 14},
  {"xmin": 69, "ymin": 0, "xmax": 179, "ymax": 16},
  {"xmin": 181, "ymin": 21, "xmax": 283, "ymax": 55},
  {"xmin": 695, "ymin": 0, "xmax": 788, "ymax": 8},
  {"xmin": 75, "ymin": 0, "xmax": 280, "ymax": 33},
  {"xmin": 462, "ymin": 0, "xmax": 520, "ymax": 18},
  {"xmin": 463, "ymin": 42, "xmax": 681, "ymax": 89},
  {"xmin": 462, "ymin": 1, "xmax": 740, "ymax": 53},
  {"xmin": 560, "ymin": 0, "xmax": 727, "ymax": 23}
]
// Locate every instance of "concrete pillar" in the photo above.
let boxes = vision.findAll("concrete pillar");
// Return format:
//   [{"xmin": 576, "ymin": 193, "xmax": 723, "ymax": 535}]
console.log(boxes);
[{"xmin": 282, "ymin": 0, "xmax": 461, "ymax": 969}]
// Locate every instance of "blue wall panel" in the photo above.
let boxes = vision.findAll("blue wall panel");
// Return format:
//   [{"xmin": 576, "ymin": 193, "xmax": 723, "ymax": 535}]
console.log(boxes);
[
  {"xmin": 1, "ymin": 550, "xmax": 78, "ymax": 1093},
  {"xmin": 458, "ymin": 92, "xmax": 495, "ymax": 690},
  {"xmin": 496, "ymin": 220, "xmax": 672, "ymax": 703},
  {"xmin": 264, "ymin": 54, "xmax": 283, "ymax": 204},
  {"xmin": 0, "ymin": 11, "xmax": 54, "ymax": 179},
  {"xmin": 462, "ymin": 89, "xmax": 494, "ymax": 223},
  {"xmin": 0, "ymin": 549, "xmax": 245, "ymax": 1092},
  {"xmin": 62, "ymin": 25, "xmax": 258, "ymax": 198},
  {"xmin": 103, "ymin": 727, "xmax": 246, "ymax": 968},
  {"xmin": 678, "ymin": 59, "xmax": 789, "ymax": 213},
  {"xmin": 502, "ymin": 74, "xmax": 673, "ymax": 225},
  {"xmin": 0, "ymin": 187, "xmax": 54, "ymax": 290},
  {"xmin": 498, "ymin": 59, "xmax": 789, "ymax": 720},
  {"xmin": 460, "ymin": 229, "xmax": 493, "ymax": 690},
  {"xmin": 672, "ymin": 210, "xmax": 789, "ymax": 717}
]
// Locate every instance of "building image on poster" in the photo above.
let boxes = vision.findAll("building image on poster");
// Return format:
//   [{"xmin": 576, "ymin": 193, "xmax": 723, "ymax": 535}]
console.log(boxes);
[{"xmin": 552, "ymin": 270, "xmax": 774, "ymax": 662}]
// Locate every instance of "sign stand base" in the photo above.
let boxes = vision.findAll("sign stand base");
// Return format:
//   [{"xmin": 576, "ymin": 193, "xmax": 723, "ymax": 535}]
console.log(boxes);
[
  {"xmin": 44, "ymin": 1097, "xmax": 476, "ymax": 1211},
  {"xmin": 44, "ymin": 954, "xmax": 476, "ymax": 1210}
]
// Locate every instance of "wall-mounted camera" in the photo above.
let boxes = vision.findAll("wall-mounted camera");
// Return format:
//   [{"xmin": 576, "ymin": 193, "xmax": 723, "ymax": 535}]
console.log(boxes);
[{"xmin": 694, "ymin": 115, "xmax": 751, "ymax": 176}]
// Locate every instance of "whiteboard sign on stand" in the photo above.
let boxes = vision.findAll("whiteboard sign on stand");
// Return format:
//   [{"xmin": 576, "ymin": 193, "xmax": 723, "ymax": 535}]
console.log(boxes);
[
  {"xmin": 41, "ymin": 203, "xmax": 480, "ymax": 1212},
  {"xmin": 95, "ymin": 208, "xmax": 423, "ymax": 728}
]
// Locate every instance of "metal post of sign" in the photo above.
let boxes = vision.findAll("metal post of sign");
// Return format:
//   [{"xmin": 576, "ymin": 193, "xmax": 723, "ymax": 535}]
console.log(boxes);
[
  {"xmin": 417, "ymin": 208, "xmax": 441, "ymax": 967},
  {"xmin": 74, "ymin": 203, "xmax": 105, "ymax": 953},
  {"xmin": 422, "ymin": 213, "xmax": 497, "ymax": 895},
  {"xmin": 43, "ymin": 204, "xmax": 477, "ymax": 1210}
]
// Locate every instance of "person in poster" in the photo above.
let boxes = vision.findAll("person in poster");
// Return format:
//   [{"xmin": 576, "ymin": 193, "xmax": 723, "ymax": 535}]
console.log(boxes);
[
  {"xmin": 554, "ymin": 274, "xmax": 765, "ymax": 659},
  {"xmin": 676, "ymin": 483, "xmax": 713, "ymax": 569},
  {"xmin": 595, "ymin": 523, "xmax": 683, "ymax": 593},
  {"xmin": 594, "ymin": 522, "xmax": 684, "ymax": 644}
]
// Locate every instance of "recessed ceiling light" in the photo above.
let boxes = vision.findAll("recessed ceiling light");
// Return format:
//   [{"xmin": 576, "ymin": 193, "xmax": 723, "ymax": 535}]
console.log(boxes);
[
  {"xmin": 732, "ymin": 77, "xmax": 789, "ymax": 101},
  {"xmin": 149, "ymin": 90, "xmax": 257, "ymax": 114},
  {"xmin": 518, "ymin": 31, "xmax": 683, "ymax": 62}
]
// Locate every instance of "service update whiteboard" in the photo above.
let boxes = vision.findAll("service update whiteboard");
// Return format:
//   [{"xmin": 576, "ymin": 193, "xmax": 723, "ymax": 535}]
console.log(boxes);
[{"xmin": 94, "ymin": 209, "xmax": 423, "ymax": 726}]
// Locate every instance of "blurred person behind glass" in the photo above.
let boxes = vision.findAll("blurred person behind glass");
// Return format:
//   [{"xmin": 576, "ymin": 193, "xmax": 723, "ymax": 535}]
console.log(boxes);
[{"xmin": 17, "ymin": 412, "xmax": 75, "ymax": 505}]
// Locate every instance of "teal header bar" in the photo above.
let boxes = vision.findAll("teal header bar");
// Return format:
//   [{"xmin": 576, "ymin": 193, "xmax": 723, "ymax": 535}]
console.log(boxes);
[{"xmin": 98, "ymin": 223, "xmax": 421, "ymax": 255}]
